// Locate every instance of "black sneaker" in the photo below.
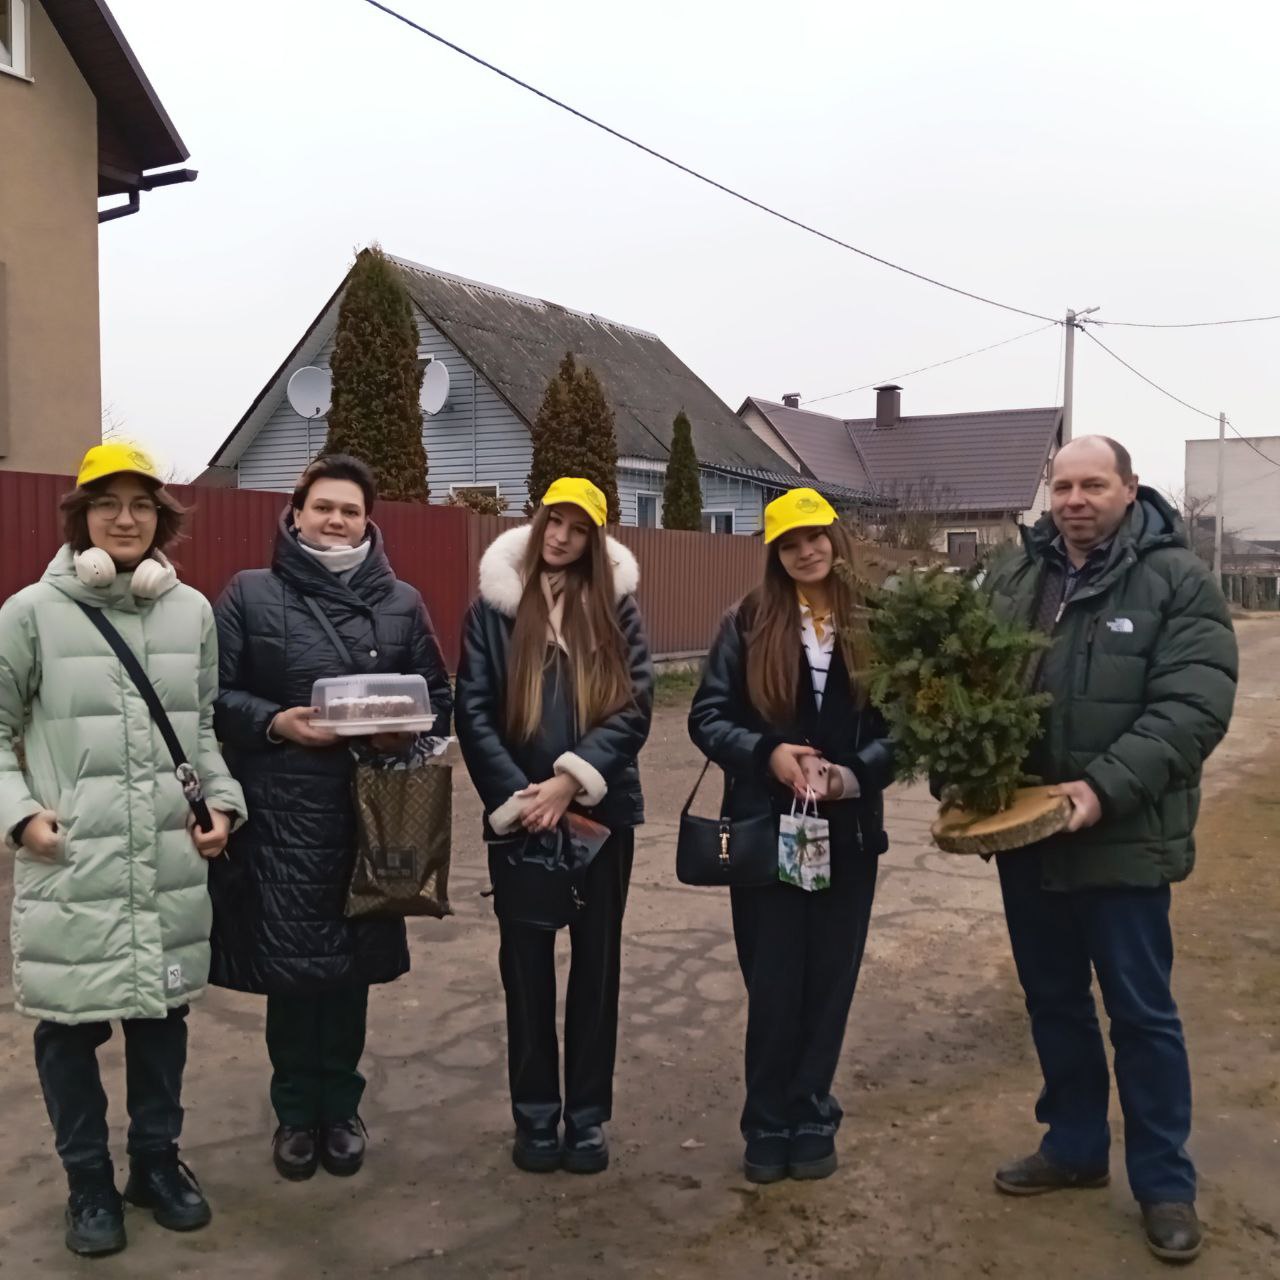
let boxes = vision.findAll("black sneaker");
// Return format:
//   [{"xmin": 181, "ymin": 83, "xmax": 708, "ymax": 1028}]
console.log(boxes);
[
  {"xmin": 994, "ymin": 1150, "xmax": 1110, "ymax": 1196},
  {"xmin": 273, "ymin": 1125, "xmax": 319, "ymax": 1181},
  {"xmin": 562, "ymin": 1124, "xmax": 609, "ymax": 1175},
  {"xmin": 319, "ymin": 1117, "xmax": 367, "ymax": 1178},
  {"xmin": 123, "ymin": 1147, "xmax": 212, "ymax": 1231},
  {"xmin": 512, "ymin": 1128, "xmax": 562, "ymax": 1174},
  {"xmin": 743, "ymin": 1135, "xmax": 789, "ymax": 1184},
  {"xmin": 1141, "ymin": 1201, "xmax": 1204, "ymax": 1263},
  {"xmin": 789, "ymin": 1132, "xmax": 838, "ymax": 1181},
  {"xmin": 65, "ymin": 1163, "xmax": 127, "ymax": 1257}
]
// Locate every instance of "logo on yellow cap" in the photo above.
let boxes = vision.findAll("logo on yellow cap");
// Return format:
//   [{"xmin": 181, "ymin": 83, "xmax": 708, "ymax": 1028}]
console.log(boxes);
[
  {"xmin": 76, "ymin": 443, "xmax": 162, "ymax": 488},
  {"xmin": 541, "ymin": 476, "xmax": 608, "ymax": 527},
  {"xmin": 763, "ymin": 487, "xmax": 838, "ymax": 544}
]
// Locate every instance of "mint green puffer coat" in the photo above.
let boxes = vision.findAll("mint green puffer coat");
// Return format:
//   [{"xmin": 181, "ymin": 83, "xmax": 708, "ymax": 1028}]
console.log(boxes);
[{"xmin": 0, "ymin": 547, "xmax": 246, "ymax": 1023}]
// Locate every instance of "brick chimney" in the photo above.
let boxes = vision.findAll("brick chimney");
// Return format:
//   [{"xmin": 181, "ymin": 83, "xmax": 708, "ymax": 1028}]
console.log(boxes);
[
  {"xmin": 781, "ymin": 392, "xmax": 801, "ymax": 409},
  {"xmin": 874, "ymin": 384, "xmax": 901, "ymax": 430}
]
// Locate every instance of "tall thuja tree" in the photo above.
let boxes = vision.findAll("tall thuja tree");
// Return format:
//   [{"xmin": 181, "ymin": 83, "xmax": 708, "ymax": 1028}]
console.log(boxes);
[
  {"xmin": 662, "ymin": 410, "xmax": 702, "ymax": 529},
  {"xmin": 525, "ymin": 352, "xmax": 620, "ymax": 520},
  {"xmin": 525, "ymin": 353, "xmax": 584, "ymax": 514},
  {"xmin": 324, "ymin": 246, "xmax": 428, "ymax": 502},
  {"xmin": 572, "ymin": 362, "xmax": 620, "ymax": 522}
]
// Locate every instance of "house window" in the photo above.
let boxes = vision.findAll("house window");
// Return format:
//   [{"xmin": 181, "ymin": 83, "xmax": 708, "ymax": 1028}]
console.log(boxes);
[
  {"xmin": 0, "ymin": 1, "xmax": 28, "ymax": 77},
  {"xmin": 636, "ymin": 492, "xmax": 662, "ymax": 528},
  {"xmin": 702, "ymin": 510, "xmax": 734, "ymax": 535},
  {"xmin": 947, "ymin": 531, "xmax": 978, "ymax": 566}
]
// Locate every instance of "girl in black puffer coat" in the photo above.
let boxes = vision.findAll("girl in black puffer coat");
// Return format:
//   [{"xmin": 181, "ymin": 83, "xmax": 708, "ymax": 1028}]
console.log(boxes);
[
  {"xmin": 455, "ymin": 476, "xmax": 653, "ymax": 1176},
  {"xmin": 688, "ymin": 489, "xmax": 894, "ymax": 1186},
  {"xmin": 209, "ymin": 455, "xmax": 451, "ymax": 1183}
]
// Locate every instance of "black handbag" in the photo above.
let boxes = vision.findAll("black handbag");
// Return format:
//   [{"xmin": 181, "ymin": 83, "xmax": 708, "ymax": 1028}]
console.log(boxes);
[
  {"xmin": 675, "ymin": 761, "xmax": 779, "ymax": 888},
  {"xmin": 488, "ymin": 813, "xmax": 611, "ymax": 930}
]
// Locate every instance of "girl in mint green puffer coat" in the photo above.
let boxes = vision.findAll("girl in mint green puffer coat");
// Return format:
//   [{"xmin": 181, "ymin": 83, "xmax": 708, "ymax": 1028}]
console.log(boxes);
[{"xmin": 0, "ymin": 446, "xmax": 245, "ymax": 1258}]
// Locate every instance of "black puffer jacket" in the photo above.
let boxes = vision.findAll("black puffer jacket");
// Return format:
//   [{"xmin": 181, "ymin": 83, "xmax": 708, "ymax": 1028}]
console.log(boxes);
[
  {"xmin": 455, "ymin": 525, "xmax": 653, "ymax": 835},
  {"xmin": 208, "ymin": 513, "xmax": 452, "ymax": 994},
  {"xmin": 688, "ymin": 600, "xmax": 895, "ymax": 855}
]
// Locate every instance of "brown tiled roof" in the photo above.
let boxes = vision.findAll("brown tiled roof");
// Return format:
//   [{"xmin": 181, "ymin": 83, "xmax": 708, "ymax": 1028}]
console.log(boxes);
[{"xmin": 744, "ymin": 398, "xmax": 1061, "ymax": 511}]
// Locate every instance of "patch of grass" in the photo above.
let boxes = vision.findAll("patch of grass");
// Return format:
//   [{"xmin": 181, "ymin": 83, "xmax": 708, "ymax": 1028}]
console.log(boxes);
[{"xmin": 655, "ymin": 667, "xmax": 701, "ymax": 707}]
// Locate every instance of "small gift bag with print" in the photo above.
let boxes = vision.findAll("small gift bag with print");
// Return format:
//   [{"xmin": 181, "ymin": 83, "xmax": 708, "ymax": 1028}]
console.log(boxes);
[{"xmin": 777, "ymin": 789, "xmax": 831, "ymax": 892}]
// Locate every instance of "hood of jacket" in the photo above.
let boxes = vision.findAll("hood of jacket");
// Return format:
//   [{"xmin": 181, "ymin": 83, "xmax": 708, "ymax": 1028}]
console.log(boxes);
[
  {"xmin": 1021, "ymin": 484, "xmax": 1188, "ymax": 561},
  {"xmin": 478, "ymin": 524, "xmax": 640, "ymax": 618},
  {"xmin": 271, "ymin": 507, "xmax": 398, "ymax": 610},
  {"xmin": 42, "ymin": 544, "xmax": 179, "ymax": 613}
]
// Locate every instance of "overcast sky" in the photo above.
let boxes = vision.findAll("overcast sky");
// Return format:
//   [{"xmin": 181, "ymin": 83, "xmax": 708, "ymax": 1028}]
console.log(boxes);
[{"xmin": 100, "ymin": 0, "xmax": 1280, "ymax": 498}]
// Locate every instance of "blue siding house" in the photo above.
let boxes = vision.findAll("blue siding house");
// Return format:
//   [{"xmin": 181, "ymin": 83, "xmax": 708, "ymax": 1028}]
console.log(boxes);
[{"xmin": 204, "ymin": 254, "xmax": 876, "ymax": 529}]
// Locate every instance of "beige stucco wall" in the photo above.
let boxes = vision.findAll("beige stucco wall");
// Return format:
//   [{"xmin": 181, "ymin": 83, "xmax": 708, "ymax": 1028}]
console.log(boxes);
[{"xmin": 0, "ymin": 1, "xmax": 100, "ymax": 474}]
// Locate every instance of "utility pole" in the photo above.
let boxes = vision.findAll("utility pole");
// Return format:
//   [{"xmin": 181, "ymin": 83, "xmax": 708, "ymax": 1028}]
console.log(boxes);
[
  {"xmin": 1213, "ymin": 410, "xmax": 1226, "ymax": 582},
  {"xmin": 1061, "ymin": 306, "xmax": 1099, "ymax": 443}
]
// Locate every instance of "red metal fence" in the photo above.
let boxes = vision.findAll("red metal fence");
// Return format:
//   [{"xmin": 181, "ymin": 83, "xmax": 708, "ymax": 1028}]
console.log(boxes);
[{"xmin": 0, "ymin": 473, "xmax": 766, "ymax": 665}]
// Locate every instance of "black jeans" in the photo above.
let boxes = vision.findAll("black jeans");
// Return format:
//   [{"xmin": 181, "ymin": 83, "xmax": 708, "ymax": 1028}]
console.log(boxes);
[
  {"xmin": 265, "ymin": 986, "xmax": 370, "ymax": 1127},
  {"xmin": 998, "ymin": 851, "xmax": 1196, "ymax": 1203},
  {"xmin": 34, "ymin": 1006, "xmax": 189, "ymax": 1171},
  {"xmin": 497, "ymin": 830, "xmax": 634, "ymax": 1135},
  {"xmin": 730, "ymin": 848, "xmax": 878, "ymax": 1141}
]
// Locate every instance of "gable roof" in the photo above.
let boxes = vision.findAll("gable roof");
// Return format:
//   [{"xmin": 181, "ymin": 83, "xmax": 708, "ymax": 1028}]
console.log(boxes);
[
  {"xmin": 742, "ymin": 397, "xmax": 1062, "ymax": 511},
  {"xmin": 44, "ymin": 0, "xmax": 190, "ymax": 194},
  {"xmin": 211, "ymin": 254, "xmax": 788, "ymax": 475}
]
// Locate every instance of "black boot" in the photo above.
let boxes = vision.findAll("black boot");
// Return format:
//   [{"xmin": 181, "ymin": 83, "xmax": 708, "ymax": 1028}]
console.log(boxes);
[
  {"xmin": 319, "ymin": 1117, "xmax": 367, "ymax": 1177},
  {"xmin": 64, "ymin": 1163, "xmax": 127, "ymax": 1257},
  {"xmin": 512, "ymin": 1128, "xmax": 562, "ymax": 1174},
  {"xmin": 562, "ymin": 1123, "xmax": 609, "ymax": 1175},
  {"xmin": 1141, "ymin": 1202, "xmax": 1204, "ymax": 1263},
  {"xmin": 994, "ymin": 1150, "xmax": 1110, "ymax": 1196},
  {"xmin": 123, "ymin": 1147, "xmax": 212, "ymax": 1231},
  {"xmin": 273, "ymin": 1125, "xmax": 319, "ymax": 1181}
]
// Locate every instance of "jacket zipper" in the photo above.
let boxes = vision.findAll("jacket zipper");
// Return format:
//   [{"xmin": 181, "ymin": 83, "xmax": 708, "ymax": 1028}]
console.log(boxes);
[{"xmin": 1077, "ymin": 613, "xmax": 1101, "ymax": 695}]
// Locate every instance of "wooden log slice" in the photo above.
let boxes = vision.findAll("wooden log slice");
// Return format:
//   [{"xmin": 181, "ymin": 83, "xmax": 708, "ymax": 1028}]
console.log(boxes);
[{"xmin": 931, "ymin": 785, "xmax": 1072, "ymax": 856}]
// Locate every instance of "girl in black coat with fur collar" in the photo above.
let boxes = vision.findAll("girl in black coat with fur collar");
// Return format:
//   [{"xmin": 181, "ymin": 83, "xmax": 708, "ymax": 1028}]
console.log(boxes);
[
  {"xmin": 455, "ymin": 477, "xmax": 653, "ymax": 1176},
  {"xmin": 688, "ymin": 489, "xmax": 894, "ymax": 1185}
]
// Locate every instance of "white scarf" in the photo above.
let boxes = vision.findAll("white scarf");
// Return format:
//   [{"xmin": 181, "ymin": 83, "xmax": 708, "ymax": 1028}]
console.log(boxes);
[{"xmin": 297, "ymin": 536, "xmax": 372, "ymax": 575}]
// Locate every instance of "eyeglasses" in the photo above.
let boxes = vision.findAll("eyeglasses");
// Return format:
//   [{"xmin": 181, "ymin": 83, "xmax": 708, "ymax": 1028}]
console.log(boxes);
[{"xmin": 88, "ymin": 497, "xmax": 160, "ymax": 520}]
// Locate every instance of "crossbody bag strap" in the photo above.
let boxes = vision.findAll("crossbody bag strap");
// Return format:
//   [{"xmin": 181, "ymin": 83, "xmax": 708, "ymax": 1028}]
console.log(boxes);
[
  {"xmin": 681, "ymin": 759, "xmax": 735, "ymax": 818},
  {"xmin": 75, "ymin": 602, "xmax": 213, "ymax": 832},
  {"xmin": 302, "ymin": 595, "xmax": 356, "ymax": 668}
]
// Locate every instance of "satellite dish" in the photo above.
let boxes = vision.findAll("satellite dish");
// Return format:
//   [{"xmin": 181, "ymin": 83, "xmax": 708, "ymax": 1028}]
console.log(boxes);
[
  {"xmin": 420, "ymin": 359, "xmax": 450, "ymax": 415},
  {"xmin": 287, "ymin": 367, "xmax": 332, "ymax": 419}
]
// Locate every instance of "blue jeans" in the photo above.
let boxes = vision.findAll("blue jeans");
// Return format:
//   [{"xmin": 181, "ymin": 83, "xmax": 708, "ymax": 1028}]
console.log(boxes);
[{"xmin": 997, "ymin": 852, "xmax": 1195, "ymax": 1203}]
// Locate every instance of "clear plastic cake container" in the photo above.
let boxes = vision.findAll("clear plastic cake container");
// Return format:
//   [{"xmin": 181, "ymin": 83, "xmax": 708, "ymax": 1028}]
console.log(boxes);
[{"xmin": 310, "ymin": 674, "xmax": 434, "ymax": 736}]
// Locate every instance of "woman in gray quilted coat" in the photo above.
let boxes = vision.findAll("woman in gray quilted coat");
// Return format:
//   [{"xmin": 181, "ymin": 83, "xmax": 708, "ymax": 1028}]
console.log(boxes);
[{"xmin": 0, "ymin": 444, "xmax": 245, "ymax": 1258}]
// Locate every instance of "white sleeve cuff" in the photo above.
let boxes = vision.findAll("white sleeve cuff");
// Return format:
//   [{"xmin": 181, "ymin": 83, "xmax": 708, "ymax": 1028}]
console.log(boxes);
[
  {"xmin": 488, "ymin": 792, "xmax": 528, "ymax": 835},
  {"xmin": 831, "ymin": 765, "xmax": 860, "ymax": 799},
  {"xmin": 553, "ymin": 752, "xmax": 608, "ymax": 807}
]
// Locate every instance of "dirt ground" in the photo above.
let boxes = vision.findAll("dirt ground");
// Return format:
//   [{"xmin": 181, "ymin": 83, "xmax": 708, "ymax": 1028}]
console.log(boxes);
[{"xmin": 1, "ymin": 618, "xmax": 1277, "ymax": 1280}]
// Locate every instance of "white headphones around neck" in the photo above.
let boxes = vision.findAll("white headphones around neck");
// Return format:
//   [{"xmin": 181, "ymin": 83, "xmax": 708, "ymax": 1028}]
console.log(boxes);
[{"xmin": 74, "ymin": 549, "xmax": 174, "ymax": 599}]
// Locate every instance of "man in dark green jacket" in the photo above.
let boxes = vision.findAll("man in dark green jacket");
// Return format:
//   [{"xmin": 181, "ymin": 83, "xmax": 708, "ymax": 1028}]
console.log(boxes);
[{"xmin": 981, "ymin": 436, "xmax": 1236, "ymax": 1265}]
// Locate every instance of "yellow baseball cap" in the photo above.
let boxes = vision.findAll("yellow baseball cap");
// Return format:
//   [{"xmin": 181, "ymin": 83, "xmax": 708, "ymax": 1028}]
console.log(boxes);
[
  {"xmin": 764, "ymin": 487, "xmax": 838, "ymax": 544},
  {"xmin": 541, "ymin": 476, "xmax": 608, "ymax": 527},
  {"xmin": 76, "ymin": 443, "xmax": 162, "ymax": 488}
]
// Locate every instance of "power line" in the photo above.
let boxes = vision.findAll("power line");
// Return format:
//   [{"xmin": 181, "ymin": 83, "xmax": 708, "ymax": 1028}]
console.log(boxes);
[
  {"xmin": 357, "ymin": 0, "xmax": 1059, "ymax": 324},
  {"xmin": 1095, "ymin": 312, "xmax": 1280, "ymax": 330},
  {"xmin": 1226, "ymin": 419, "xmax": 1280, "ymax": 468},
  {"xmin": 1080, "ymin": 329, "xmax": 1218, "ymax": 421},
  {"xmin": 1082, "ymin": 330, "xmax": 1280, "ymax": 468},
  {"xmin": 802, "ymin": 322, "xmax": 1059, "ymax": 406}
]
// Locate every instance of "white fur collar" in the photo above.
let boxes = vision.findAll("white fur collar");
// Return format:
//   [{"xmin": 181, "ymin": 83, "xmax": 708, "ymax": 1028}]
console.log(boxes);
[{"xmin": 478, "ymin": 524, "xmax": 640, "ymax": 617}]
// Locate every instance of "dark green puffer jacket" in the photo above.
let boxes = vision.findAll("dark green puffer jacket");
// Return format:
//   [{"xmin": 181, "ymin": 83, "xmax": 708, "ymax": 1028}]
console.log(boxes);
[{"xmin": 982, "ymin": 487, "xmax": 1237, "ymax": 891}]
